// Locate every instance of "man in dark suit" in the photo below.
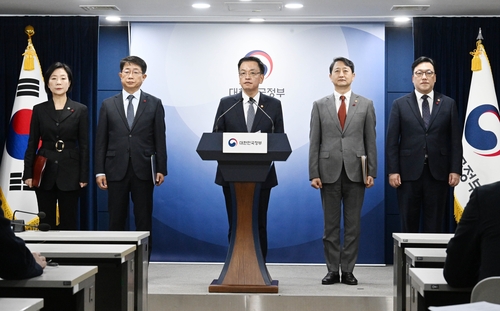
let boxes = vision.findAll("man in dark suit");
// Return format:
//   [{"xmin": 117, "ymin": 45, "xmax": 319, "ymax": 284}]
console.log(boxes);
[
  {"xmin": 386, "ymin": 56, "xmax": 462, "ymax": 233},
  {"xmin": 95, "ymin": 56, "xmax": 167, "ymax": 248},
  {"xmin": 444, "ymin": 181, "xmax": 500, "ymax": 287},
  {"xmin": 212, "ymin": 56, "xmax": 284, "ymax": 260},
  {"xmin": 0, "ymin": 203, "xmax": 46, "ymax": 280},
  {"xmin": 309, "ymin": 57, "xmax": 377, "ymax": 285}
]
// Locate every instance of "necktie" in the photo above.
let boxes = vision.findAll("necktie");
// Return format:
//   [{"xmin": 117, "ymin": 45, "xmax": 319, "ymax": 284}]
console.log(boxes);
[
  {"xmin": 127, "ymin": 94, "xmax": 135, "ymax": 128},
  {"xmin": 247, "ymin": 98, "xmax": 256, "ymax": 132},
  {"xmin": 422, "ymin": 95, "xmax": 430, "ymax": 129},
  {"xmin": 338, "ymin": 95, "xmax": 347, "ymax": 130}
]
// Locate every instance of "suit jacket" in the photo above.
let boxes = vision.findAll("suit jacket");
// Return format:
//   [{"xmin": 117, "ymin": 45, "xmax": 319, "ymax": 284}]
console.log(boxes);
[
  {"xmin": 23, "ymin": 99, "xmax": 89, "ymax": 191},
  {"xmin": 95, "ymin": 91, "xmax": 167, "ymax": 181},
  {"xmin": 309, "ymin": 92, "xmax": 377, "ymax": 183},
  {"xmin": 212, "ymin": 92, "xmax": 284, "ymax": 188},
  {"xmin": 386, "ymin": 91, "xmax": 462, "ymax": 181},
  {"xmin": 0, "ymin": 207, "xmax": 43, "ymax": 280},
  {"xmin": 443, "ymin": 181, "xmax": 500, "ymax": 287}
]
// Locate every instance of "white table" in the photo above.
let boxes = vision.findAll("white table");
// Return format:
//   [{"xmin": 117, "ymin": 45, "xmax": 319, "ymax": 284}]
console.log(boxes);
[
  {"xmin": 393, "ymin": 233, "xmax": 453, "ymax": 311},
  {"xmin": 27, "ymin": 243, "xmax": 136, "ymax": 311},
  {"xmin": 405, "ymin": 248, "xmax": 447, "ymax": 267},
  {"xmin": 429, "ymin": 301, "xmax": 500, "ymax": 310},
  {"xmin": 17, "ymin": 230, "xmax": 149, "ymax": 311},
  {"xmin": 0, "ymin": 265, "xmax": 97, "ymax": 311},
  {"xmin": 409, "ymin": 267, "xmax": 472, "ymax": 311},
  {"xmin": 0, "ymin": 298, "xmax": 43, "ymax": 311}
]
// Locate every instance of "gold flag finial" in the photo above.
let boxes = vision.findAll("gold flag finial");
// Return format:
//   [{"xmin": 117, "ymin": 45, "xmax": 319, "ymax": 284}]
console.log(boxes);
[
  {"xmin": 25, "ymin": 25, "xmax": 35, "ymax": 38},
  {"xmin": 23, "ymin": 25, "xmax": 36, "ymax": 71}
]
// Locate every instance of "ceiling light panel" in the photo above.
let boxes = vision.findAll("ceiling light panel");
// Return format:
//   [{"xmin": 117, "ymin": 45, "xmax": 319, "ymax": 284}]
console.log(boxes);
[
  {"xmin": 391, "ymin": 5, "xmax": 430, "ymax": 11},
  {"xmin": 225, "ymin": 2, "xmax": 283, "ymax": 12},
  {"xmin": 80, "ymin": 5, "xmax": 120, "ymax": 12}
]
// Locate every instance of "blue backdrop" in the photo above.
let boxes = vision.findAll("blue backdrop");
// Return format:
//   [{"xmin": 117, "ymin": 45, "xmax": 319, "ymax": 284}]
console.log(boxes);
[{"xmin": 124, "ymin": 23, "xmax": 386, "ymax": 263}]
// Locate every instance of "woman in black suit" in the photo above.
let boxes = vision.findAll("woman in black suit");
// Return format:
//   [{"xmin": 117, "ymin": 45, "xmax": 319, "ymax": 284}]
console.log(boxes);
[{"xmin": 23, "ymin": 62, "xmax": 89, "ymax": 230}]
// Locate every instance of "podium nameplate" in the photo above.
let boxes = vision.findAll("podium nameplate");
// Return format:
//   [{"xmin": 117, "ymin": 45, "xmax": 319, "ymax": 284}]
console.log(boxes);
[{"xmin": 222, "ymin": 132, "xmax": 267, "ymax": 153}]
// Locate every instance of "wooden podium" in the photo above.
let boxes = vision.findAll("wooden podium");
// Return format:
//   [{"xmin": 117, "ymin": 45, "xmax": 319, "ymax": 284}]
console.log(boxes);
[{"xmin": 197, "ymin": 132, "xmax": 292, "ymax": 293}]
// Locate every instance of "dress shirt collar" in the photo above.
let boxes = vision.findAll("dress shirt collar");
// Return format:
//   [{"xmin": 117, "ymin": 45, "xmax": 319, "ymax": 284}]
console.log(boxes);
[
  {"xmin": 122, "ymin": 89, "xmax": 142, "ymax": 103},
  {"xmin": 242, "ymin": 92, "xmax": 261, "ymax": 105},
  {"xmin": 333, "ymin": 90, "xmax": 352, "ymax": 112},
  {"xmin": 414, "ymin": 89, "xmax": 435, "ymax": 113}
]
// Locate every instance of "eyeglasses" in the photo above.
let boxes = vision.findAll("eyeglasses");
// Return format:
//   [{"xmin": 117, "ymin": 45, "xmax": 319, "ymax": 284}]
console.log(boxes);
[
  {"xmin": 414, "ymin": 70, "xmax": 435, "ymax": 78},
  {"xmin": 239, "ymin": 71, "xmax": 261, "ymax": 78},
  {"xmin": 122, "ymin": 70, "xmax": 143, "ymax": 76}
]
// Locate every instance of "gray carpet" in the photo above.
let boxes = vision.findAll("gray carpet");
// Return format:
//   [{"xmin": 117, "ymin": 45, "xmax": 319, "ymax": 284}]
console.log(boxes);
[{"xmin": 148, "ymin": 263, "xmax": 394, "ymax": 311}]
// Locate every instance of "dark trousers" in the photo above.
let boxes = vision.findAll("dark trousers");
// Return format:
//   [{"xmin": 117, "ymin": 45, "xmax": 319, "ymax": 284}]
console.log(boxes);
[
  {"xmin": 107, "ymin": 162, "xmax": 155, "ymax": 256},
  {"xmin": 35, "ymin": 185, "xmax": 80, "ymax": 230},
  {"xmin": 397, "ymin": 161, "xmax": 449, "ymax": 233},
  {"xmin": 223, "ymin": 185, "xmax": 271, "ymax": 260}
]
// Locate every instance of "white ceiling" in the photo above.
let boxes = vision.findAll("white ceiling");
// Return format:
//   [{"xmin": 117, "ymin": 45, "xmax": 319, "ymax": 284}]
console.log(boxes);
[{"xmin": 1, "ymin": 0, "xmax": 499, "ymax": 24}]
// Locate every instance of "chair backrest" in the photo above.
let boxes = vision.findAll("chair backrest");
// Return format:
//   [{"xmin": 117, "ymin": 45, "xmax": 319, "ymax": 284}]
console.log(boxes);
[{"xmin": 471, "ymin": 276, "xmax": 500, "ymax": 303}]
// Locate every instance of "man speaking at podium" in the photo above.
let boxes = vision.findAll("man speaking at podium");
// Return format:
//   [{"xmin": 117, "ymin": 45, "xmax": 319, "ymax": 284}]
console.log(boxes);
[{"xmin": 212, "ymin": 56, "xmax": 284, "ymax": 261}]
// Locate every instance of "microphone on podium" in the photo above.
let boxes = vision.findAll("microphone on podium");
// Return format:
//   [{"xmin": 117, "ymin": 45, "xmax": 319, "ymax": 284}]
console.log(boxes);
[
  {"xmin": 214, "ymin": 98, "xmax": 243, "ymax": 132},
  {"xmin": 12, "ymin": 210, "xmax": 46, "ymax": 220},
  {"xmin": 11, "ymin": 210, "xmax": 49, "ymax": 232},
  {"xmin": 255, "ymin": 104, "xmax": 275, "ymax": 133}
]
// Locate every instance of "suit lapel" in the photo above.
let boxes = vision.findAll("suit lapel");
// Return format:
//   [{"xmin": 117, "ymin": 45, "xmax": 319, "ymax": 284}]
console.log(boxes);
[
  {"xmin": 44, "ymin": 99, "xmax": 73, "ymax": 123},
  {"xmin": 325, "ymin": 94, "xmax": 342, "ymax": 132},
  {"xmin": 428, "ymin": 92, "xmax": 443, "ymax": 128},
  {"xmin": 113, "ymin": 94, "xmax": 129, "ymax": 129},
  {"xmin": 252, "ymin": 94, "xmax": 266, "ymax": 131},
  {"xmin": 236, "ymin": 95, "xmax": 247, "ymax": 131},
  {"xmin": 43, "ymin": 100, "xmax": 58, "ymax": 122},
  {"xmin": 343, "ymin": 93, "xmax": 359, "ymax": 131},
  {"xmin": 134, "ymin": 92, "xmax": 149, "ymax": 128},
  {"xmin": 58, "ymin": 99, "xmax": 75, "ymax": 123},
  {"xmin": 407, "ymin": 93, "xmax": 427, "ymax": 129}
]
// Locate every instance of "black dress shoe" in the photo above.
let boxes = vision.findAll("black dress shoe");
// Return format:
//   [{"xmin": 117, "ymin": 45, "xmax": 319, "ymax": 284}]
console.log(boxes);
[
  {"xmin": 321, "ymin": 271, "xmax": 340, "ymax": 285},
  {"xmin": 341, "ymin": 272, "xmax": 358, "ymax": 285}
]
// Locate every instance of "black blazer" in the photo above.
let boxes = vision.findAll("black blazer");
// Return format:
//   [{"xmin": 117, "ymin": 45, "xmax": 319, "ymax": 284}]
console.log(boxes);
[
  {"xmin": 0, "ymin": 207, "xmax": 43, "ymax": 280},
  {"xmin": 95, "ymin": 91, "xmax": 167, "ymax": 181},
  {"xmin": 444, "ymin": 181, "xmax": 500, "ymax": 287},
  {"xmin": 212, "ymin": 92, "xmax": 284, "ymax": 188},
  {"xmin": 23, "ymin": 99, "xmax": 89, "ymax": 191},
  {"xmin": 386, "ymin": 91, "xmax": 462, "ymax": 181}
]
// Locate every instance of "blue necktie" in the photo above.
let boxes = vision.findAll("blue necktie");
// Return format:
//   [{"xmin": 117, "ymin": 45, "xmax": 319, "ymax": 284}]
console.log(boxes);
[
  {"xmin": 247, "ymin": 98, "xmax": 256, "ymax": 132},
  {"xmin": 127, "ymin": 94, "xmax": 135, "ymax": 128},
  {"xmin": 422, "ymin": 95, "xmax": 430, "ymax": 129}
]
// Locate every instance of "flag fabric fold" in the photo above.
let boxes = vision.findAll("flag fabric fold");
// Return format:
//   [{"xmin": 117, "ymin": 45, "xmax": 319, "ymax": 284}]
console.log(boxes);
[
  {"xmin": 0, "ymin": 27, "xmax": 47, "ymax": 225},
  {"xmin": 454, "ymin": 39, "xmax": 500, "ymax": 222}
]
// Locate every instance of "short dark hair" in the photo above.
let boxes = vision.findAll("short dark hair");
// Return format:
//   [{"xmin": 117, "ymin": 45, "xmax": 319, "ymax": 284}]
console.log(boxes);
[
  {"xmin": 329, "ymin": 57, "xmax": 355, "ymax": 74},
  {"xmin": 238, "ymin": 56, "xmax": 265, "ymax": 75},
  {"xmin": 44, "ymin": 62, "xmax": 73, "ymax": 94},
  {"xmin": 412, "ymin": 56, "xmax": 435, "ymax": 73},
  {"xmin": 120, "ymin": 56, "xmax": 147, "ymax": 74}
]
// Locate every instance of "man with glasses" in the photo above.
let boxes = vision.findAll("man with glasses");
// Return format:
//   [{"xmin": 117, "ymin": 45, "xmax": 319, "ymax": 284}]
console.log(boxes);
[
  {"xmin": 212, "ymin": 56, "xmax": 284, "ymax": 261},
  {"xmin": 95, "ymin": 56, "xmax": 167, "ymax": 257},
  {"xmin": 386, "ymin": 56, "xmax": 462, "ymax": 233}
]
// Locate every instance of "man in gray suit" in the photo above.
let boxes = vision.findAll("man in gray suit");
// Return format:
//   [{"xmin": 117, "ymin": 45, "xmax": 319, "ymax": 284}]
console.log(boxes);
[{"xmin": 309, "ymin": 57, "xmax": 377, "ymax": 285}]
